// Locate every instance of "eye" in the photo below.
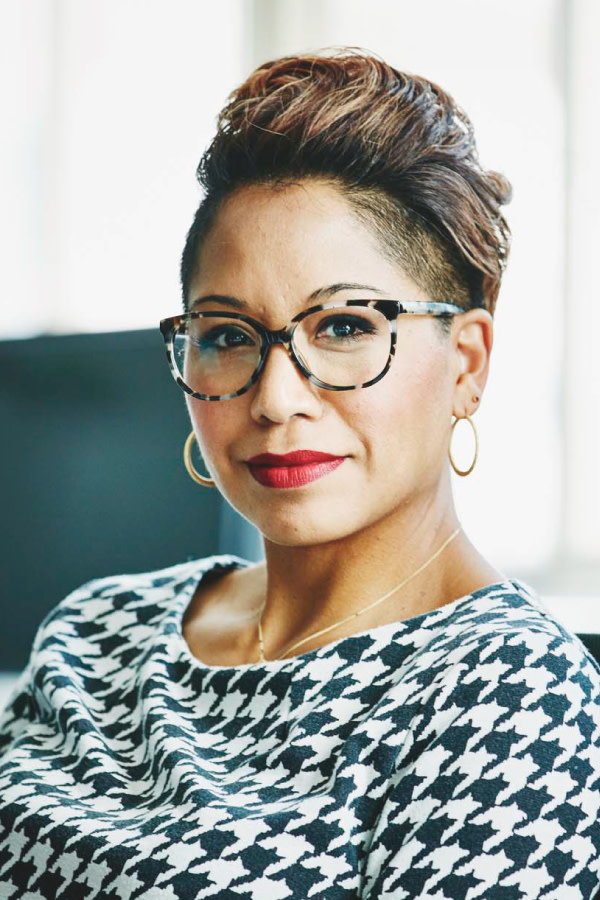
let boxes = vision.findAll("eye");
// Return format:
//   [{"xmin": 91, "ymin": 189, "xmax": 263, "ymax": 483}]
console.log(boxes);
[
  {"xmin": 193, "ymin": 324, "xmax": 258, "ymax": 350},
  {"xmin": 315, "ymin": 314, "xmax": 378, "ymax": 342}
]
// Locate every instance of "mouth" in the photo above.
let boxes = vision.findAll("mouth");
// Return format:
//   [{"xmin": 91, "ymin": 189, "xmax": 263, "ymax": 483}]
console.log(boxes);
[{"xmin": 246, "ymin": 457, "xmax": 346, "ymax": 489}]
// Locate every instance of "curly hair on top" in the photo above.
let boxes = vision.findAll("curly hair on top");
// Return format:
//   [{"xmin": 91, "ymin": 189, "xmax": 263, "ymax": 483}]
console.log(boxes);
[{"xmin": 180, "ymin": 48, "xmax": 512, "ymax": 335}]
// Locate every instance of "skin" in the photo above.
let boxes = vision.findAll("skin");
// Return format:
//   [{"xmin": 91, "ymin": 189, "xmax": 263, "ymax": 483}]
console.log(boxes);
[{"xmin": 182, "ymin": 178, "xmax": 505, "ymax": 666}]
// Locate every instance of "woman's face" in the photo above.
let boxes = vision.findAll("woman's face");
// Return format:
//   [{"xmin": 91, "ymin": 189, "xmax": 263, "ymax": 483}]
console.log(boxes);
[{"xmin": 186, "ymin": 179, "xmax": 465, "ymax": 546}]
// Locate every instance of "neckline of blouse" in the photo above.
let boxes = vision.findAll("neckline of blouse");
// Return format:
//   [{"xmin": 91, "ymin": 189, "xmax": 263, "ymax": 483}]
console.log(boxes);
[{"xmin": 166, "ymin": 554, "xmax": 532, "ymax": 674}]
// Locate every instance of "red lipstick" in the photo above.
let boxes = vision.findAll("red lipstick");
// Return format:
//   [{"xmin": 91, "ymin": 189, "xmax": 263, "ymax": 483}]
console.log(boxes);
[{"xmin": 246, "ymin": 450, "xmax": 346, "ymax": 489}]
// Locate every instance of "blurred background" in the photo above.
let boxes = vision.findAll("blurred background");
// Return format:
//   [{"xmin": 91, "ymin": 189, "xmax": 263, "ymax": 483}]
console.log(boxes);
[{"xmin": 1, "ymin": 0, "xmax": 600, "ymax": 698}]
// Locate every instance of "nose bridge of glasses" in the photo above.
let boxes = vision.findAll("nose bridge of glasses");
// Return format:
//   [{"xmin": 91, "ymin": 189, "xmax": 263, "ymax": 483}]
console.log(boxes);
[
  {"xmin": 263, "ymin": 325, "xmax": 295, "ymax": 346},
  {"xmin": 257, "ymin": 325, "xmax": 310, "ymax": 384}
]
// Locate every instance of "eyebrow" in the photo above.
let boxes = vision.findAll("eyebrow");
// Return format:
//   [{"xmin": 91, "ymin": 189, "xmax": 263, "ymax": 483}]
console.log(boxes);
[{"xmin": 189, "ymin": 282, "xmax": 387, "ymax": 311}]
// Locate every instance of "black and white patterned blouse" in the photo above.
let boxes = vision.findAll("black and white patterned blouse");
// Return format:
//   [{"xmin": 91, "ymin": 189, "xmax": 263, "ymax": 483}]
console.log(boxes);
[{"xmin": 1, "ymin": 554, "xmax": 600, "ymax": 899}]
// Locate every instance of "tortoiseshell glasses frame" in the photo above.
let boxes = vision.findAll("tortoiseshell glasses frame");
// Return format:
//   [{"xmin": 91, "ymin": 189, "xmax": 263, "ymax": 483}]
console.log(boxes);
[{"xmin": 159, "ymin": 298, "xmax": 465, "ymax": 401}]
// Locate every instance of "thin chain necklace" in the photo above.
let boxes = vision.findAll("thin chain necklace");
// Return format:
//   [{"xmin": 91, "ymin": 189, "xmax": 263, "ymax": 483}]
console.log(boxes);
[{"xmin": 256, "ymin": 524, "xmax": 462, "ymax": 663}]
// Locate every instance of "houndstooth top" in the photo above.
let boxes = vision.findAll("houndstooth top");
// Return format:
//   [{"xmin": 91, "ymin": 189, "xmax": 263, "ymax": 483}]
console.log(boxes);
[{"xmin": 1, "ymin": 554, "xmax": 600, "ymax": 900}]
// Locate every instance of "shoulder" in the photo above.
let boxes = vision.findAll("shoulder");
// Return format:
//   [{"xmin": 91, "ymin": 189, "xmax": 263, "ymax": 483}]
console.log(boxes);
[
  {"xmin": 361, "ymin": 582, "xmax": 600, "ymax": 897},
  {"xmin": 416, "ymin": 579, "xmax": 600, "ymax": 777},
  {"xmin": 0, "ymin": 554, "xmax": 248, "ymax": 741},
  {"xmin": 29, "ymin": 554, "xmax": 250, "ymax": 656},
  {"xmin": 398, "ymin": 578, "xmax": 600, "ymax": 758},
  {"xmin": 436, "ymin": 577, "xmax": 600, "ymax": 694}
]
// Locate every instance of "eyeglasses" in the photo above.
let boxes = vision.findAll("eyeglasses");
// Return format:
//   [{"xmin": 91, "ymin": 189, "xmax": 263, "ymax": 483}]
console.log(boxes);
[{"xmin": 159, "ymin": 299, "xmax": 464, "ymax": 401}]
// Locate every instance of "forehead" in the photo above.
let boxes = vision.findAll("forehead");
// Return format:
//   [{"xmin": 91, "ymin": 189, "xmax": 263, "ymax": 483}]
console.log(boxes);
[
  {"xmin": 198, "ymin": 180, "xmax": 371, "ymax": 265},
  {"xmin": 189, "ymin": 180, "xmax": 424, "ymax": 309}
]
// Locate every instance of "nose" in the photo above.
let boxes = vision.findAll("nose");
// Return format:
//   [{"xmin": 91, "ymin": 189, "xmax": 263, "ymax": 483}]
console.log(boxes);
[{"xmin": 248, "ymin": 342, "xmax": 323, "ymax": 425}]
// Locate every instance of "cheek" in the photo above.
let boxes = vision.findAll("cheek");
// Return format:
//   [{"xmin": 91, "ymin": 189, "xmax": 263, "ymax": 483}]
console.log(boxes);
[
  {"xmin": 185, "ymin": 398, "xmax": 235, "ymax": 463},
  {"xmin": 349, "ymin": 351, "xmax": 449, "ymax": 455},
  {"xmin": 356, "ymin": 353, "xmax": 433, "ymax": 420}
]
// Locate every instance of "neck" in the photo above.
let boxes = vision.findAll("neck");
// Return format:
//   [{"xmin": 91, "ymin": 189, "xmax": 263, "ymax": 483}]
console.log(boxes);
[{"xmin": 250, "ymin": 498, "xmax": 481, "ymax": 661}]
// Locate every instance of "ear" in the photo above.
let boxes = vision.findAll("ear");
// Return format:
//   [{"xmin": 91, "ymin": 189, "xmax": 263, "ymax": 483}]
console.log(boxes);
[{"xmin": 451, "ymin": 309, "xmax": 494, "ymax": 417}]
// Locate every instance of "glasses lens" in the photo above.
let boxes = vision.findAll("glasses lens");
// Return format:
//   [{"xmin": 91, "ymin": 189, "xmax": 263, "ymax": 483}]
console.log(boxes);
[
  {"xmin": 294, "ymin": 306, "xmax": 391, "ymax": 387},
  {"xmin": 172, "ymin": 315, "xmax": 261, "ymax": 396}
]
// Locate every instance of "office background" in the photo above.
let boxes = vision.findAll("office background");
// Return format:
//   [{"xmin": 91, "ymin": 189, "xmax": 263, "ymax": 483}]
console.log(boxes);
[{"xmin": 1, "ymin": 0, "xmax": 599, "ymax": 689}]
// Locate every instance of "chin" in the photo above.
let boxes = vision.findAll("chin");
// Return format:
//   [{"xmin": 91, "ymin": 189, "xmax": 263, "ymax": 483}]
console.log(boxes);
[{"xmin": 249, "ymin": 504, "xmax": 362, "ymax": 548}]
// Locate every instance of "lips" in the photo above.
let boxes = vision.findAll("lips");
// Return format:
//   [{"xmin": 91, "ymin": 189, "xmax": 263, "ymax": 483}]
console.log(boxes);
[
  {"xmin": 245, "ymin": 450, "xmax": 347, "ymax": 489},
  {"xmin": 247, "ymin": 450, "xmax": 345, "ymax": 466}
]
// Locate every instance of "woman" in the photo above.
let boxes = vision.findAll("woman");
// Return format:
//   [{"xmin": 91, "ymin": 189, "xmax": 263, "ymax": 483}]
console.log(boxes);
[{"xmin": 1, "ymin": 49, "xmax": 599, "ymax": 900}]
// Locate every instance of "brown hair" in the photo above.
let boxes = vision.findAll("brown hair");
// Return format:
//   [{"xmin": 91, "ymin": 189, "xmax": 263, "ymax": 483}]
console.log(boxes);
[{"xmin": 180, "ymin": 49, "xmax": 512, "ymax": 335}]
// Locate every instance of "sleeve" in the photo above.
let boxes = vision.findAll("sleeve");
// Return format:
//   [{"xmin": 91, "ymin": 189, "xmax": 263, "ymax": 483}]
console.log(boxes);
[
  {"xmin": 0, "ymin": 578, "xmax": 101, "ymax": 756},
  {"xmin": 361, "ymin": 629, "xmax": 600, "ymax": 900}
]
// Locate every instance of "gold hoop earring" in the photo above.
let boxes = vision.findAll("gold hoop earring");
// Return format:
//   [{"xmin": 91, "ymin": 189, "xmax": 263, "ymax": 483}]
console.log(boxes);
[
  {"xmin": 448, "ymin": 414, "xmax": 478, "ymax": 476},
  {"xmin": 183, "ymin": 431, "xmax": 217, "ymax": 488}
]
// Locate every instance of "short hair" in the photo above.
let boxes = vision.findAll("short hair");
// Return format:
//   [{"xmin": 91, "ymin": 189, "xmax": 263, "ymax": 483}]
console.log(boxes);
[{"xmin": 180, "ymin": 48, "xmax": 512, "ymax": 337}]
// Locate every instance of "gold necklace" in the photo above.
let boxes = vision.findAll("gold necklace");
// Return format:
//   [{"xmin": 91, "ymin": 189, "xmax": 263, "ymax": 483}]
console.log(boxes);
[{"xmin": 256, "ymin": 524, "xmax": 462, "ymax": 663}]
